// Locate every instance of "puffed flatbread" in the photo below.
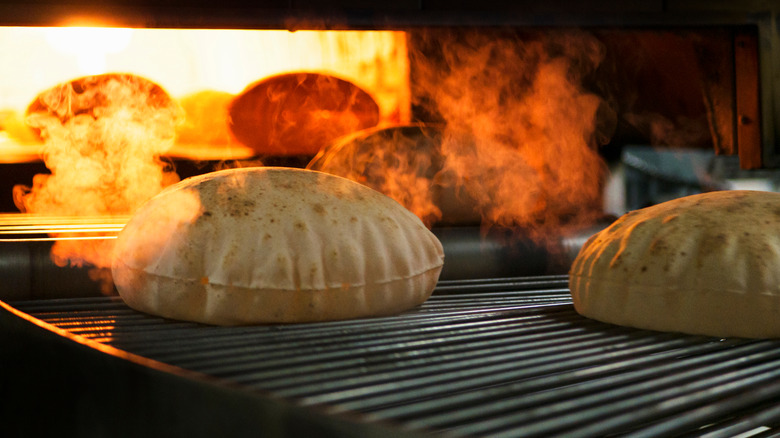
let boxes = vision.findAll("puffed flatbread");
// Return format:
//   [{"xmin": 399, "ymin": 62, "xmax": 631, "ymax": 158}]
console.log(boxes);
[
  {"xmin": 228, "ymin": 73, "xmax": 379, "ymax": 156},
  {"xmin": 112, "ymin": 167, "xmax": 444, "ymax": 325},
  {"xmin": 26, "ymin": 73, "xmax": 180, "ymax": 141},
  {"xmin": 569, "ymin": 190, "xmax": 780, "ymax": 338}
]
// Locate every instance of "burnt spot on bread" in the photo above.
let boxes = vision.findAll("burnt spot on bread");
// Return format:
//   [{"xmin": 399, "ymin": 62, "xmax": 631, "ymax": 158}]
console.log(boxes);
[
  {"xmin": 194, "ymin": 210, "xmax": 215, "ymax": 224},
  {"xmin": 295, "ymin": 221, "xmax": 307, "ymax": 231},
  {"xmin": 312, "ymin": 203, "xmax": 326, "ymax": 215}
]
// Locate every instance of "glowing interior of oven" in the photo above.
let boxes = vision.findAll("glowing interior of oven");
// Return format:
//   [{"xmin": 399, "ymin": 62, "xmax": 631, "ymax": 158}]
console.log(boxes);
[
  {"xmin": 0, "ymin": 27, "xmax": 410, "ymax": 158},
  {"xmin": 0, "ymin": 25, "xmax": 736, "ymax": 279}
]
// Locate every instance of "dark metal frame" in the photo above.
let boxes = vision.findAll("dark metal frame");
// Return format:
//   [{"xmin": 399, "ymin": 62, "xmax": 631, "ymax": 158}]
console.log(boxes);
[{"xmin": 0, "ymin": 297, "xmax": 406, "ymax": 438}]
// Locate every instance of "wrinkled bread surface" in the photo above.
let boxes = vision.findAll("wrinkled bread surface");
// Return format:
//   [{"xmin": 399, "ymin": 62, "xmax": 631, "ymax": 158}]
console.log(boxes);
[
  {"xmin": 112, "ymin": 167, "xmax": 444, "ymax": 325},
  {"xmin": 569, "ymin": 190, "xmax": 780, "ymax": 338}
]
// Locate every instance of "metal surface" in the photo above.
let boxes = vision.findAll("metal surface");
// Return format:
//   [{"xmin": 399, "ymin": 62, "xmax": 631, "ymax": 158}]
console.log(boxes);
[
  {"xmin": 6, "ymin": 275, "xmax": 780, "ymax": 437},
  {"xmin": 0, "ymin": 215, "xmax": 126, "ymax": 299}
]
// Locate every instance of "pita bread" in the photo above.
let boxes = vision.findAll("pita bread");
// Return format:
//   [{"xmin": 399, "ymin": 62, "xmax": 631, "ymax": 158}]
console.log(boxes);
[
  {"xmin": 569, "ymin": 190, "xmax": 780, "ymax": 338},
  {"xmin": 228, "ymin": 73, "xmax": 379, "ymax": 156},
  {"xmin": 26, "ymin": 73, "xmax": 180, "ymax": 142},
  {"xmin": 112, "ymin": 167, "xmax": 444, "ymax": 325}
]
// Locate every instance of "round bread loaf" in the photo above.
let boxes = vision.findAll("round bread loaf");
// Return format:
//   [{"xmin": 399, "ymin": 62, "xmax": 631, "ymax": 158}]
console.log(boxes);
[
  {"xmin": 228, "ymin": 73, "xmax": 379, "ymax": 156},
  {"xmin": 569, "ymin": 190, "xmax": 780, "ymax": 338},
  {"xmin": 307, "ymin": 124, "xmax": 481, "ymax": 226},
  {"xmin": 26, "ymin": 73, "xmax": 180, "ymax": 141},
  {"xmin": 112, "ymin": 167, "xmax": 444, "ymax": 325}
]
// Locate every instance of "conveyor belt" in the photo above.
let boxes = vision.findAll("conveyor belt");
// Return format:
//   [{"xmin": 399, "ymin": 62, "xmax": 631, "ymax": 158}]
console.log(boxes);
[{"xmin": 9, "ymin": 275, "xmax": 780, "ymax": 437}]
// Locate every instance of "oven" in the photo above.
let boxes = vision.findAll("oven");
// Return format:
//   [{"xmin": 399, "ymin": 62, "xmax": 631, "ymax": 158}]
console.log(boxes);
[{"xmin": 2, "ymin": 1, "xmax": 780, "ymax": 437}]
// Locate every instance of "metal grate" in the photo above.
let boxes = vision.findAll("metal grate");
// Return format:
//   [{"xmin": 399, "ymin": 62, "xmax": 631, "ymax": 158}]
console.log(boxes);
[{"xmin": 11, "ymin": 275, "xmax": 780, "ymax": 437}]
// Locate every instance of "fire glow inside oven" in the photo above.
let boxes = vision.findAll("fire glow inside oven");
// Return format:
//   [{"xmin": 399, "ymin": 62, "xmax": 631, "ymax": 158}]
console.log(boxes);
[{"xmin": 2, "ymin": 1, "xmax": 780, "ymax": 437}]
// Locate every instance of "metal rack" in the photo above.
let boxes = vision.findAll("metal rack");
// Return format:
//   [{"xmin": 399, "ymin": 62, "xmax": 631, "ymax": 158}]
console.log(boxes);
[{"xmin": 7, "ymin": 275, "xmax": 780, "ymax": 436}]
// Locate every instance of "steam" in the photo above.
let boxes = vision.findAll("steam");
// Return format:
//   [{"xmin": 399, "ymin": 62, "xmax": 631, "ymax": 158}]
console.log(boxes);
[
  {"xmin": 410, "ymin": 29, "xmax": 611, "ymax": 240},
  {"xmin": 13, "ymin": 74, "xmax": 181, "ymax": 271},
  {"xmin": 307, "ymin": 125, "xmax": 445, "ymax": 227}
]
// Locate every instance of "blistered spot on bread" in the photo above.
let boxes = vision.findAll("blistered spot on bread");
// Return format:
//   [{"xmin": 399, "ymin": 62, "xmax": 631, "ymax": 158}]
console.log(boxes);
[
  {"xmin": 662, "ymin": 214, "xmax": 678, "ymax": 224},
  {"xmin": 218, "ymin": 194, "xmax": 258, "ymax": 217},
  {"xmin": 380, "ymin": 215, "xmax": 400, "ymax": 229},
  {"xmin": 700, "ymin": 233, "xmax": 728, "ymax": 257},
  {"xmin": 649, "ymin": 238, "xmax": 669, "ymax": 255},
  {"xmin": 609, "ymin": 252, "xmax": 624, "ymax": 269}
]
